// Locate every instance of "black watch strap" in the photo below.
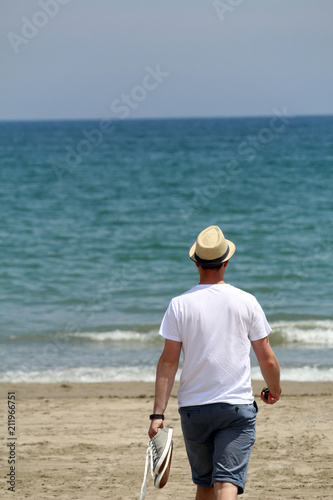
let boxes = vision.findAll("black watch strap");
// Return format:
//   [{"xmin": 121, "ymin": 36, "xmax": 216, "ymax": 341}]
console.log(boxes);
[{"xmin": 149, "ymin": 414, "xmax": 164, "ymax": 420}]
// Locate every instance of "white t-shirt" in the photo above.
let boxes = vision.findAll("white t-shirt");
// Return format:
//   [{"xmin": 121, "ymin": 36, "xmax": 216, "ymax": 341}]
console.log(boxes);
[{"xmin": 159, "ymin": 284, "xmax": 271, "ymax": 407}]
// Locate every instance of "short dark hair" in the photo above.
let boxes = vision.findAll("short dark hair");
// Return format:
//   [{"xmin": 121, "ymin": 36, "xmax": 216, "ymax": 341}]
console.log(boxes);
[{"xmin": 200, "ymin": 263, "xmax": 223, "ymax": 271}]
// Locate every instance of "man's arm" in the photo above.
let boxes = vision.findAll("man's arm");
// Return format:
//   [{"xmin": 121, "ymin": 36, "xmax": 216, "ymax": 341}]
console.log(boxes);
[
  {"xmin": 251, "ymin": 336, "xmax": 281, "ymax": 405},
  {"xmin": 148, "ymin": 339, "xmax": 182, "ymax": 438}
]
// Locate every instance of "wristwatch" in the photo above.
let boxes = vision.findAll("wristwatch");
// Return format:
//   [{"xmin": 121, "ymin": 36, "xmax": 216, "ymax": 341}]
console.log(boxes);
[{"xmin": 149, "ymin": 414, "xmax": 164, "ymax": 420}]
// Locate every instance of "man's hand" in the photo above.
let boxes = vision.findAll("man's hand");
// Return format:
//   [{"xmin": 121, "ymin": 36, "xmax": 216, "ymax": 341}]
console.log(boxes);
[
  {"xmin": 148, "ymin": 418, "xmax": 164, "ymax": 439},
  {"xmin": 260, "ymin": 387, "xmax": 282, "ymax": 405}
]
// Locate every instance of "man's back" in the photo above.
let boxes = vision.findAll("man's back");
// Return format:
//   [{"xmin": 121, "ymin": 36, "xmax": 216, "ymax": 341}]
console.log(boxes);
[{"xmin": 160, "ymin": 284, "xmax": 271, "ymax": 406}]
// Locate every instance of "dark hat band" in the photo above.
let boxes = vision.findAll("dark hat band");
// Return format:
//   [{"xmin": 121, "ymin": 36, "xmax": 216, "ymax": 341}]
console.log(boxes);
[{"xmin": 194, "ymin": 245, "xmax": 229, "ymax": 266}]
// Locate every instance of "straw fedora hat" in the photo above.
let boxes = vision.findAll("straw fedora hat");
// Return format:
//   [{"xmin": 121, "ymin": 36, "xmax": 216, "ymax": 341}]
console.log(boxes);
[{"xmin": 189, "ymin": 226, "xmax": 236, "ymax": 267}]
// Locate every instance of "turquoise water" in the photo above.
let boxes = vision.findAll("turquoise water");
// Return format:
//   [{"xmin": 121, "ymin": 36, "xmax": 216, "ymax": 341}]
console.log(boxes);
[{"xmin": 0, "ymin": 116, "xmax": 332, "ymax": 382}]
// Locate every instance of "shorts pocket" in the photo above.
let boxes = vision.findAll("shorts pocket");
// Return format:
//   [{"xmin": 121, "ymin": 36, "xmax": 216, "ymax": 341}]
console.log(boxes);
[{"xmin": 179, "ymin": 406, "xmax": 201, "ymax": 418}]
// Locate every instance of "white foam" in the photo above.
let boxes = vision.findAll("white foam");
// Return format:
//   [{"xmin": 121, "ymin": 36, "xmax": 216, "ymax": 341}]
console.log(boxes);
[
  {"xmin": 270, "ymin": 320, "xmax": 333, "ymax": 346},
  {"xmin": 71, "ymin": 329, "xmax": 159, "ymax": 343},
  {"xmin": 70, "ymin": 321, "xmax": 333, "ymax": 346},
  {"xmin": 251, "ymin": 365, "xmax": 333, "ymax": 382},
  {"xmin": 1, "ymin": 364, "xmax": 332, "ymax": 383},
  {"xmin": 0, "ymin": 367, "xmax": 181, "ymax": 384}
]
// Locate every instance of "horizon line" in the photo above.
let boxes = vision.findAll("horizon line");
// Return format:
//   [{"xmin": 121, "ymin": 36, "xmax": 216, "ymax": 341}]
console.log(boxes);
[{"xmin": 0, "ymin": 112, "xmax": 332, "ymax": 123}]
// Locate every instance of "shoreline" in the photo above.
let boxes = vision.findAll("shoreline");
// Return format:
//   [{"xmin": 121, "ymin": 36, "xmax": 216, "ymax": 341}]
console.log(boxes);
[{"xmin": 0, "ymin": 381, "xmax": 332, "ymax": 499}]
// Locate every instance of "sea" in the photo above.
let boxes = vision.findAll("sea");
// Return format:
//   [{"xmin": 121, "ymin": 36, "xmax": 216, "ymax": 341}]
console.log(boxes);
[{"xmin": 0, "ymin": 115, "xmax": 332, "ymax": 384}]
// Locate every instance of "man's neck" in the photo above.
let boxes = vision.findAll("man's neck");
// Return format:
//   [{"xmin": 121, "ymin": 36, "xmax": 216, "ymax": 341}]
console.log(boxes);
[
  {"xmin": 199, "ymin": 279, "xmax": 226, "ymax": 285},
  {"xmin": 198, "ymin": 271, "xmax": 226, "ymax": 285}
]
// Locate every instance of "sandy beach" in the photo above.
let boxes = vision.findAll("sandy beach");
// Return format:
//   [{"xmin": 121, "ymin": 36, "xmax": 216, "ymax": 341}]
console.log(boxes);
[{"xmin": 0, "ymin": 381, "xmax": 332, "ymax": 499}]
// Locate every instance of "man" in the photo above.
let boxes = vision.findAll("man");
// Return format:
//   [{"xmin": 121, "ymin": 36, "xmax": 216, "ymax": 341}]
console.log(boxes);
[{"xmin": 148, "ymin": 225, "xmax": 281, "ymax": 500}]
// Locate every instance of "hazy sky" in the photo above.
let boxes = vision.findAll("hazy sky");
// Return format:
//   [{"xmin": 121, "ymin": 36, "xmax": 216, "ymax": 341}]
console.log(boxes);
[{"xmin": 1, "ymin": 0, "xmax": 332, "ymax": 120}]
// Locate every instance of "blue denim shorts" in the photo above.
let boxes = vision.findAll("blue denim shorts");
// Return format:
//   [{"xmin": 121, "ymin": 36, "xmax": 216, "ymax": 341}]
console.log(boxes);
[{"xmin": 179, "ymin": 402, "xmax": 258, "ymax": 494}]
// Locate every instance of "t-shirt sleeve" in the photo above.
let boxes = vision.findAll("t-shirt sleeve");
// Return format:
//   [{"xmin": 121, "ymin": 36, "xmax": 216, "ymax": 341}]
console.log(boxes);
[
  {"xmin": 248, "ymin": 298, "xmax": 272, "ymax": 341},
  {"xmin": 159, "ymin": 300, "xmax": 182, "ymax": 342}
]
